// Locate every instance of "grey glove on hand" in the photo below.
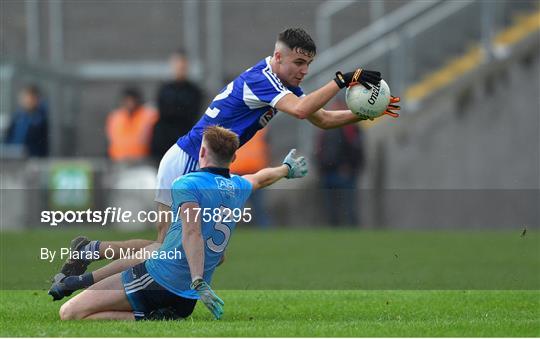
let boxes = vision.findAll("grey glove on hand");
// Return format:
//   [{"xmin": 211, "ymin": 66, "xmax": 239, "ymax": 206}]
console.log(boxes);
[
  {"xmin": 282, "ymin": 149, "xmax": 308, "ymax": 179},
  {"xmin": 191, "ymin": 278, "xmax": 224, "ymax": 320}
]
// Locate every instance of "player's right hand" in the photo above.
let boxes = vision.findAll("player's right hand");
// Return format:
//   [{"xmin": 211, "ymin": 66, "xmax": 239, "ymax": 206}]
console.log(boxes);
[
  {"xmin": 334, "ymin": 69, "xmax": 381, "ymax": 90},
  {"xmin": 358, "ymin": 96, "xmax": 401, "ymax": 121},
  {"xmin": 282, "ymin": 149, "xmax": 308, "ymax": 179},
  {"xmin": 191, "ymin": 279, "xmax": 224, "ymax": 320},
  {"xmin": 384, "ymin": 96, "xmax": 401, "ymax": 117}
]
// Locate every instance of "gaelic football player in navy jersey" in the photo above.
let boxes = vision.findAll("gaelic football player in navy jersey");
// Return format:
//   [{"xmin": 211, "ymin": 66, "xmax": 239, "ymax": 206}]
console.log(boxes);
[
  {"xmin": 56, "ymin": 126, "xmax": 308, "ymax": 320},
  {"xmin": 50, "ymin": 28, "xmax": 399, "ymax": 296}
]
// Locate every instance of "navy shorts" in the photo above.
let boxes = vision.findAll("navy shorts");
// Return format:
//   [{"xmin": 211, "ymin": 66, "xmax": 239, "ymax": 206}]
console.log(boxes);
[{"xmin": 121, "ymin": 262, "xmax": 197, "ymax": 320}]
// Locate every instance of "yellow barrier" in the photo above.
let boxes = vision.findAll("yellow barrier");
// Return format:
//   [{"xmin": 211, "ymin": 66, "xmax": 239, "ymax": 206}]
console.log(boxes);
[
  {"xmin": 360, "ymin": 9, "xmax": 540, "ymax": 128},
  {"xmin": 405, "ymin": 10, "xmax": 540, "ymax": 103}
]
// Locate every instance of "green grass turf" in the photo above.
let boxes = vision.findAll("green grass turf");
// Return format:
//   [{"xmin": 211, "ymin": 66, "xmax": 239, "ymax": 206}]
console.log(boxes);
[
  {"xmin": 0, "ymin": 290, "xmax": 538, "ymax": 336},
  {"xmin": 1, "ymin": 229, "xmax": 539, "ymax": 336},
  {"xmin": 1, "ymin": 228, "xmax": 539, "ymax": 289}
]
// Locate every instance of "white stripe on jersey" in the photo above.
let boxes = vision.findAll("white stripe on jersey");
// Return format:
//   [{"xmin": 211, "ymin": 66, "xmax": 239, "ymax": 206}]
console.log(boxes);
[
  {"xmin": 263, "ymin": 66, "xmax": 286, "ymax": 92},
  {"xmin": 263, "ymin": 58, "xmax": 286, "ymax": 90},
  {"xmin": 242, "ymin": 82, "xmax": 267, "ymax": 109},
  {"xmin": 183, "ymin": 157, "xmax": 192, "ymax": 175},
  {"xmin": 189, "ymin": 158, "xmax": 198, "ymax": 172},
  {"xmin": 270, "ymin": 91, "xmax": 291, "ymax": 108}
]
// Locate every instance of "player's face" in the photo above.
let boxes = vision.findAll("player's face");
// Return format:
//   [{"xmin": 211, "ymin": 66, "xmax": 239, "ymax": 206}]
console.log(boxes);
[
  {"xmin": 278, "ymin": 48, "xmax": 314, "ymax": 87},
  {"xmin": 19, "ymin": 90, "xmax": 39, "ymax": 111},
  {"xmin": 170, "ymin": 55, "xmax": 188, "ymax": 81},
  {"xmin": 122, "ymin": 97, "xmax": 139, "ymax": 112}
]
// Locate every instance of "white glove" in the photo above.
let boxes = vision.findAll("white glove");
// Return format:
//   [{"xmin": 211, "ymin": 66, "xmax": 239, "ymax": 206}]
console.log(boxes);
[{"xmin": 282, "ymin": 149, "xmax": 308, "ymax": 179}]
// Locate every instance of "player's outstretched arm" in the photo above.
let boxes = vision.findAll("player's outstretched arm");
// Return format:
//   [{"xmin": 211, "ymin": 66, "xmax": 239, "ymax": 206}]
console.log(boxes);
[
  {"xmin": 307, "ymin": 95, "xmax": 400, "ymax": 128},
  {"xmin": 243, "ymin": 149, "xmax": 308, "ymax": 190},
  {"xmin": 275, "ymin": 69, "xmax": 391, "ymax": 128},
  {"xmin": 308, "ymin": 94, "xmax": 401, "ymax": 128},
  {"xmin": 181, "ymin": 202, "xmax": 224, "ymax": 320},
  {"xmin": 307, "ymin": 108, "xmax": 364, "ymax": 129},
  {"xmin": 275, "ymin": 81, "xmax": 340, "ymax": 119}
]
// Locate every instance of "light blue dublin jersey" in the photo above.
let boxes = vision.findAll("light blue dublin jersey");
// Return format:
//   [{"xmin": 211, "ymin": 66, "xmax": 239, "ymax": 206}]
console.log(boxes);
[
  {"xmin": 145, "ymin": 168, "xmax": 252, "ymax": 299},
  {"xmin": 177, "ymin": 57, "xmax": 304, "ymax": 160}
]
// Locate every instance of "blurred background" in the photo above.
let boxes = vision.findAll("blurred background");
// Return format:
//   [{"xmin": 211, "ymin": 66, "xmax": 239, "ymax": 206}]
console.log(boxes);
[{"xmin": 1, "ymin": 0, "xmax": 539, "ymax": 230}]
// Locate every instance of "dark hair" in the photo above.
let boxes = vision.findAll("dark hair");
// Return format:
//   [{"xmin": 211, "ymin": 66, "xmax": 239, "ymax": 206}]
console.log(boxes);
[
  {"xmin": 277, "ymin": 28, "xmax": 317, "ymax": 57},
  {"xmin": 22, "ymin": 84, "xmax": 40, "ymax": 97},
  {"xmin": 122, "ymin": 86, "xmax": 143, "ymax": 103},
  {"xmin": 203, "ymin": 126, "xmax": 240, "ymax": 165},
  {"xmin": 172, "ymin": 48, "xmax": 187, "ymax": 58}
]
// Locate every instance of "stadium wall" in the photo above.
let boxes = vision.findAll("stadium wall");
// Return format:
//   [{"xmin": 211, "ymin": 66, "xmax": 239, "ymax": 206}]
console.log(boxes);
[
  {"xmin": 1, "ymin": 0, "xmax": 409, "ymax": 156},
  {"xmin": 360, "ymin": 33, "xmax": 540, "ymax": 229}
]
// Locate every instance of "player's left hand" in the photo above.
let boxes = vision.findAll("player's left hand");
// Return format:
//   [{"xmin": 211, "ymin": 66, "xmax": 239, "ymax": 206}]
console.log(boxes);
[
  {"xmin": 191, "ymin": 279, "xmax": 224, "ymax": 320},
  {"xmin": 334, "ymin": 69, "xmax": 382, "ymax": 89},
  {"xmin": 384, "ymin": 96, "xmax": 400, "ymax": 118},
  {"xmin": 282, "ymin": 149, "xmax": 308, "ymax": 179}
]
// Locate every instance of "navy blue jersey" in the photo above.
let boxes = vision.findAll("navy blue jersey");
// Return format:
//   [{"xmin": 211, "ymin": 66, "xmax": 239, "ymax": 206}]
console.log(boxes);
[
  {"xmin": 146, "ymin": 169, "xmax": 252, "ymax": 299},
  {"xmin": 177, "ymin": 57, "xmax": 304, "ymax": 159}
]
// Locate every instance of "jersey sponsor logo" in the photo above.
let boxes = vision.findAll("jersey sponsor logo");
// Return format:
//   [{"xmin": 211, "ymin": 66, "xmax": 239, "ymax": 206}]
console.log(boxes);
[
  {"xmin": 215, "ymin": 177, "xmax": 235, "ymax": 199},
  {"xmin": 259, "ymin": 108, "xmax": 276, "ymax": 127}
]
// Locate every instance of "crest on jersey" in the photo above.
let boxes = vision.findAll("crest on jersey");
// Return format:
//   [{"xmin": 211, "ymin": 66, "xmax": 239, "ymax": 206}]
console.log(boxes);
[
  {"xmin": 215, "ymin": 177, "xmax": 235, "ymax": 199},
  {"xmin": 259, "ymin": 108, "xmax": 277, "ymax": 127}
]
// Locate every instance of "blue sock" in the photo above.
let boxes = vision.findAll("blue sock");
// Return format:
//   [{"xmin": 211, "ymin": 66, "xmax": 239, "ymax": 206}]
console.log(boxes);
[{"xmin": 63, "ymin": 273, "xmax": 94, "ymax": 291}]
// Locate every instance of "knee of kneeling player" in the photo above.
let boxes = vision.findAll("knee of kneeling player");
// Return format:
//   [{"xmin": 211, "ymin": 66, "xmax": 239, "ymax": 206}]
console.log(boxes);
[{"xmin": 59, "ymin": 302, "xmax": 80, "ymax": 320}]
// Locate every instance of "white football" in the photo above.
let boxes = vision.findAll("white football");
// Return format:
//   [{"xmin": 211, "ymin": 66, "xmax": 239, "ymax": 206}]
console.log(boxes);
[{"xmin": 346, "ymin": 79, "xmax": 391, "ymax": 119}]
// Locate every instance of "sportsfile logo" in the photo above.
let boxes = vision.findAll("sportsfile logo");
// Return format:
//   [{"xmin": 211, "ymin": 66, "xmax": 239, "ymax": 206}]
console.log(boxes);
[
  {"xmin": 40, "ymin": 206, "xmax": 253, "ymax": 226},
  {"xmin": 40, "ymin": 207, "xmax": 175, "ymax": 226}
]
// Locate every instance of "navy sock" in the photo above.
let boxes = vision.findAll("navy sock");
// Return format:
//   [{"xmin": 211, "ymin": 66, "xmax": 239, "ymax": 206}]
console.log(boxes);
[{"xmin": 63, "ymin": 273, "xmax": 94, "ymax": 291}]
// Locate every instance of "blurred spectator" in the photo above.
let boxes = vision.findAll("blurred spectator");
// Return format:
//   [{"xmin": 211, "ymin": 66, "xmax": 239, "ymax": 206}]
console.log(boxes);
[
  {"xmin": 230, "ymin": 129, "xmax": 272, "ymax": 227},
  {"xmin": 315, "ymin": 123, "xmax": 365, "ymax": 227},
  {"xmin": 150, "ymin": 49, "xmax": 203, "ymax": 164},
  {"xmin": 4, "ymin": 85, "xmax": 49, "ymax": 157},
  {"xmin": 106, "ymin": 87, "xmax": 158, "ymax": 162}
]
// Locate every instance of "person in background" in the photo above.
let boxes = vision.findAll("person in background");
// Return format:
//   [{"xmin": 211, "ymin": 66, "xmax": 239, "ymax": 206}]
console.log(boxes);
[
  {"xmin": 151, "ymin": 49, "xmax": 203, "ymax": 164},
  {"xmin": 4, "ymin": 85, "xmax": 49, "ymax": 157},
  {"xmin": 230, "ymin": 129, "xmax": 272, "ymax": 227},
  {"xmin": 106, "ymin": 87, "xmax": 158, "ymax": 162},
  {"xmin": 315, "ymin": 100, "xmax": 365, "ymax": 226}
]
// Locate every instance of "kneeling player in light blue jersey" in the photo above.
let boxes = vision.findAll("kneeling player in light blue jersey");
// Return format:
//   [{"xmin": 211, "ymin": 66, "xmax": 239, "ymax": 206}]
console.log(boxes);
[
  {"xmin": 51, "ymin": 28, "xmax": 399, "ymax": 293},
  {"xmin": 56, "ymin": 126, "xmax": 308, "ymax": 320}
]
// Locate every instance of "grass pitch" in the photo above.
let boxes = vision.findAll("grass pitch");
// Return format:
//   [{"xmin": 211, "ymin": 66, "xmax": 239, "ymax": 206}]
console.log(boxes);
[
  {"xmin": 1, "ymin": 228, "xmax": 539, "ymax": 336},
  {"xmin": 1, "ymin": 290, "xmax": 538, "ymax": 336}
]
